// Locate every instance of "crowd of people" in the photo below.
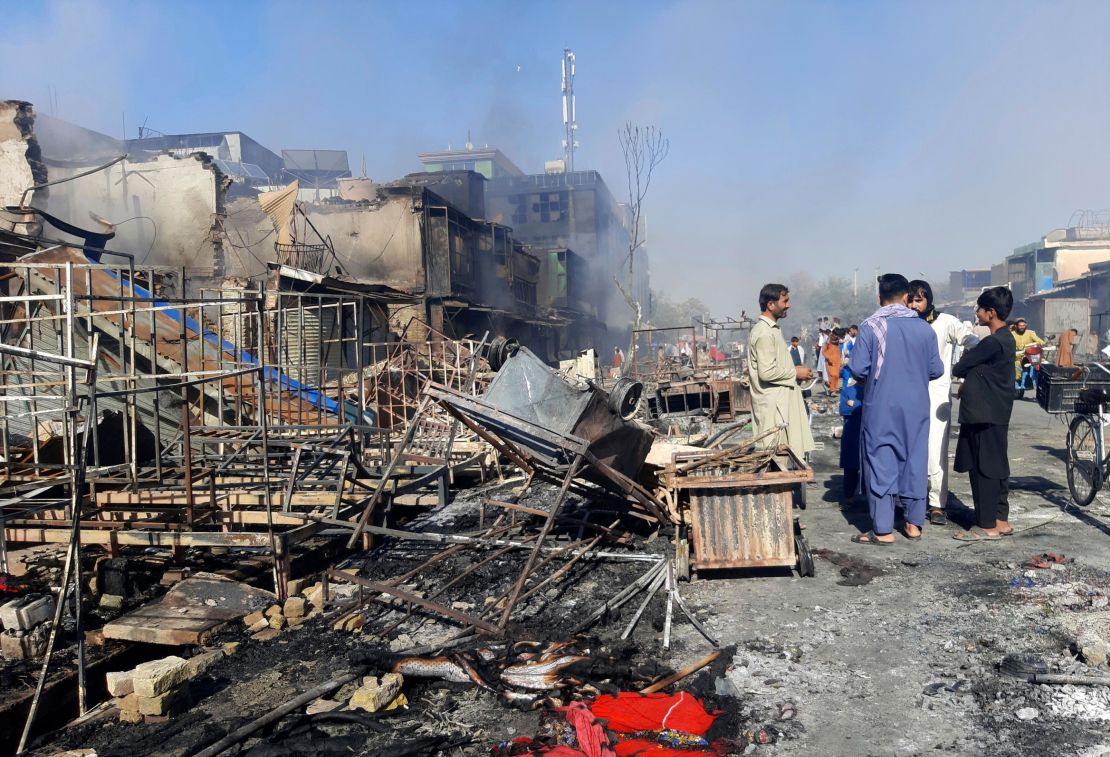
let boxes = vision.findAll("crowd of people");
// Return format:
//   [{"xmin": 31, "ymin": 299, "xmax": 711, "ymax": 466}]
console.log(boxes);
[{"xmin": 747, "ymin": 275, "xmax": 1020, "ymax": 544}]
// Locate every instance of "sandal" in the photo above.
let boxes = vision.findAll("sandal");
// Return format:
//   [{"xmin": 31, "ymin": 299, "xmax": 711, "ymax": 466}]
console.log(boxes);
[
  {"xmin": 851, "ymin": 530, "xmax": 895, "ymax": 546},
  {"xmin": 997, "ymin": 527, "xmax": 1014, "ymax": 536},
  {"xmin": 952, "ymin": 527, "xmax": 1002, "ymax": 542},
  {"xmin": 901, "ymin": 526, "xmax": 922, "ymax": 541},
  {"xmin": 927, "ymin": 508, "xmax": 948, "ymax": 526}
]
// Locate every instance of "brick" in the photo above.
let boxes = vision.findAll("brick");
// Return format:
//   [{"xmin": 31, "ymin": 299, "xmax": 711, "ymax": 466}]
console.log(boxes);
[
  {"xmin": 349, "ymin": 673, "xmax": 403, "ymax": 713},
  {"xmin": 242, "ymin": 610, "xmax": 265, "ymax": 627},
  {"xmin": 283, "ymin": 596, "xmax": 306, "ymax": 619},
  {"xmin": 0, "ymin": 595, "xmax": 55, "ymax": 631},
  {"xmin": 132, "ymin": 656, "xmax": 191, "ymax": 698},
  {"xmin": 106, "ymin": 670, "xmax": 134, "ymax": 697},
  {"xmin": 136, "ymin": 686, "xmax": 191, "ymax": 716}
]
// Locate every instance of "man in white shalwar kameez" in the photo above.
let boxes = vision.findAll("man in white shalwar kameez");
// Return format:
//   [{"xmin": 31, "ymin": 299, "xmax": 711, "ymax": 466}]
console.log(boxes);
[{"xmin": 909, "ymin": 280, "xmax": 979, "ymax": 525}]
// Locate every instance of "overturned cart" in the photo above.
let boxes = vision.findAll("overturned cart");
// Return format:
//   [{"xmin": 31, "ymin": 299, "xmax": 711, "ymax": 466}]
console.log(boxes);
[{"xmin": 663, "ymin": 433, "xmax": 815, "ymax": 579}]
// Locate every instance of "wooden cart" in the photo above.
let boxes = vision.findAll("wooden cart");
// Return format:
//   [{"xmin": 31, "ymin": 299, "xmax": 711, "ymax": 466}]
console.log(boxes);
[{"xmin": 665, "ymin": 445, "xmax": 814, "ymax": 579}]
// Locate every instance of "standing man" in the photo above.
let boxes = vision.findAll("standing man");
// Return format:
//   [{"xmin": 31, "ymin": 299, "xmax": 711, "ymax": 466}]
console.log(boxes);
[
  {"xmin": 611, "ymin": 346, "xmax": 624, "ymax": 378},
  {"xmin": 748, "ymin": 284, "xmax": 815, "ymax": 455},
  {"xmin": 952, "ymin": 287, "xmax": 1017, "ymax": 540},
  {"xmin": 908, "ymin": 280, "xmax": 979, "ymax": 526},
  {"xmin": 789, "ymin": 336, "xmax": 804, "ymax": 366},
  {"xmin": 849, "ymin": 274, "xmax": 944, "ymax": 545}
]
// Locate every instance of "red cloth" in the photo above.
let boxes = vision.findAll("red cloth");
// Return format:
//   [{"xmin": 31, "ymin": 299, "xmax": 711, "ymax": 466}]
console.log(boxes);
[
  {"xmin": 561, "ymin": 701, "xmax": 616, "ymax": 757},
  {"xmin": 590, "ymin": 692, "xmax": 717, "ymax": 736}
]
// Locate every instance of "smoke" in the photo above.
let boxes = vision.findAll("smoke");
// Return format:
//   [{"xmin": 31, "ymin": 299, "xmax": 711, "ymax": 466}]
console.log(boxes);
[{"xmin": 5, "ymin": 1, "xmax": 1110, "ymax": 323}]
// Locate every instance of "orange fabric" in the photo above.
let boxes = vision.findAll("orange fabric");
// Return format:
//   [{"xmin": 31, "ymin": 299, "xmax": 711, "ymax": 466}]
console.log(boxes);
[
  {"xmin": 1058, "ymin": 330, "xmax": 1075, "ymax": 368},
  {"xmin": 823, "ymin": 343, "xmax": 842, "ymax": 392}
]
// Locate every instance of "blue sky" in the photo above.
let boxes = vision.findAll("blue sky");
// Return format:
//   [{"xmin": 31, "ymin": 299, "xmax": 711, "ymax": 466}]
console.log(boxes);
[{"xmin": 3, "ymin": 0, "xmax": 1110, "ymax": 315}]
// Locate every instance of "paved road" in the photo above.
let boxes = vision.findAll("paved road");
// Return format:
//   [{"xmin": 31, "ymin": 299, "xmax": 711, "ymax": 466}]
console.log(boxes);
[{"xmin": 676, "ymin": 396, "xmax": 1110, "ymax": 756}]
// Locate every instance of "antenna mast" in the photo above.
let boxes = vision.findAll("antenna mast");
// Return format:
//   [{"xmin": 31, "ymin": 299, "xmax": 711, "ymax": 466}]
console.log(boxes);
[{"xmin": 561, "ymin": 48, "xmax": 578, "ymax": 172}]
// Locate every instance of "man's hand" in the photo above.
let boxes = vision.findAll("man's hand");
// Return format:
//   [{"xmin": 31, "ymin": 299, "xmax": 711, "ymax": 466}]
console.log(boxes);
[{"xmin": 795, "ymin": 366, "xmax": 813, "ymax": 381}]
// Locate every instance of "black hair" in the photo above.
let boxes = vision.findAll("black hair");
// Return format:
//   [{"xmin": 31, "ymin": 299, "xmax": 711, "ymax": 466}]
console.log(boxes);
[
  {"xmin": 790, "ymin": 336, "xmax": 799, "ymax": 342},
  {"xmin": 977, "ymin": 286, "xmax": 1013, "ymax": 321},
  {"xmin": 877, "ymin": 273, "xmax": 910, "ymax": 303},
  {"xmin": 759, "ymin": 283, "xmax": 789, "ymax": 312},
  {"xmin": 849, "ymin": 324, "xmax": 858, "ymax": 330},
  {"xmin": 908, "ymin": 279, "xmax": 933, "ymax": 306}
]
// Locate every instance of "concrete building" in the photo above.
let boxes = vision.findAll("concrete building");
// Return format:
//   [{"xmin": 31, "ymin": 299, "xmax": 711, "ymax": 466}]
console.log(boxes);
[
  {"xmin": 417, "ymin": 146, "xmax": 524, "ymax": 180},
  {"xmin": 125, "ymin": 131, "xmax": 284, "ymax": 182},
  {"xmin": 997, "ymin": 225, "xmax": 1110, "ymax": 302},
  {"xmin": 485, "ymin": 169, "xmax": 643, "ymax": 328}
]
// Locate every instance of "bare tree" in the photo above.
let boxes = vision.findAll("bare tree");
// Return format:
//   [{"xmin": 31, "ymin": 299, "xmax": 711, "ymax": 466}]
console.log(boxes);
[{"xmin": 616, "ymin": 122, "xmax": 669, "ymax": 367}]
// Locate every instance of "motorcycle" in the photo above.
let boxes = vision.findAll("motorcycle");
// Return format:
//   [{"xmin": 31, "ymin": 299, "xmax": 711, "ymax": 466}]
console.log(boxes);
[{"xmin": 1015, "ymin": 344, "xmax": 1043, "ymax": 399}]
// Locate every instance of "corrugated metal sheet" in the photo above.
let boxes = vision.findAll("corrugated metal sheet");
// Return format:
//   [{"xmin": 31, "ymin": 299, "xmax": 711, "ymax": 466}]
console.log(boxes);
[{"xmin": 688, "ymin": 485, "xmax": 795, "ymax": 569}]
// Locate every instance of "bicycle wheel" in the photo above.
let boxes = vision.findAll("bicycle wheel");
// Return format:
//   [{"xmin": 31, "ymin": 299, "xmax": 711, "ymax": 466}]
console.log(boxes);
[{"xmin": 1067, "ymin": 414, "xmax": 1102, "ymax": 507}]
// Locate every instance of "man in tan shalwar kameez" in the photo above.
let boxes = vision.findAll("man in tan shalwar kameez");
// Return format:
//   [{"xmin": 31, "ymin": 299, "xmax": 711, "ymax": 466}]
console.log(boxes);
[{"xmin": 747, "ymin": 284, "xmax": 816, "ymax": 455}]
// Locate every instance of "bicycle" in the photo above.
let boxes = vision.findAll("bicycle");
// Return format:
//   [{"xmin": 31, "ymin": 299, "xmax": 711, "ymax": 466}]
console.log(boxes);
[{"xmin": 1064, "ymin": 364, "xmax": 1110, "ymax": 506}]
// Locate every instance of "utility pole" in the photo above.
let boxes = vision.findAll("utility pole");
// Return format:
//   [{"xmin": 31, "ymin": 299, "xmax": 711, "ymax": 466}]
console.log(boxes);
[{"xmin": 853, "ymin": 268, "xmax": 859, "ymax": 300}]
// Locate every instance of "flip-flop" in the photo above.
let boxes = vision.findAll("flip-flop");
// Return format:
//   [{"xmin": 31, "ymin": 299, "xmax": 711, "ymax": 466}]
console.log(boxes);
[
  {"xmin": 927, "ymin": 508, "xmax": 948, "ymax": 526},
  {"xmin": 953, "ymin": 528, "xmax": 1002, "ymax": 542},
  {"xmin": 997, "ymin": 528, "xmax": 1014, "ymax": 536},
  {"xmin": 851, "ymin": 530, "xmax": 895, "ymax": 546}
]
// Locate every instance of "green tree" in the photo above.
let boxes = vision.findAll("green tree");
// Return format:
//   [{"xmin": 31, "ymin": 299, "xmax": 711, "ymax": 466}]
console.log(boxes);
[{"xmin": 649, "ymin": 290, "xmax": 710, "ymax": 328}]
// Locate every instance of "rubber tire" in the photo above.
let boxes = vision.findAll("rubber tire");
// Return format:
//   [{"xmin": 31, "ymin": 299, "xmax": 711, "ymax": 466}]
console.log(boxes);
[
  {"xmin": 794, "ymin": 533, "xmax": 815, "ymax": 577},
  {"xmin": 1067, "ymin": 414, "xmax": 1102, "ymax": 507},
  {"xmin": 608, "ymin": 378, "xmax": 643, "ymax": 420},
  {"xmin": 487, "ymin": 337, "xmax": 520, "ymax": 372}
]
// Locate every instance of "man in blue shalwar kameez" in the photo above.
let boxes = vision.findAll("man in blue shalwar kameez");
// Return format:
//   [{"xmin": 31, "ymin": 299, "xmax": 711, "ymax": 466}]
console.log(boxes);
[{"xmin": 849, "ymin": 274, "xmax": 944, "ymax": 545}]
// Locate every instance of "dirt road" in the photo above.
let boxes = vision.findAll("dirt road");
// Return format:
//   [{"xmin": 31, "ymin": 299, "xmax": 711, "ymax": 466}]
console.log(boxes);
[{"xmin": 676, "ymin": 398, "xmax": 1110, "ymax": 756}]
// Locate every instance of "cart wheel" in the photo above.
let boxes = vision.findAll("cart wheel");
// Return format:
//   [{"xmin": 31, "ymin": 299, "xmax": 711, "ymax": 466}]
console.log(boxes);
[
  {"xmin": 487, "ymin": 337, "xmax": 520, "ymax": 371},
  {"xmin": 1067, "ymin": 414, "xmax": 1102, "ymax": 507},
  {"xmin": 794, "ymin": 533, "xmax": 815, "ymax": 577},
  {"xmin": 609, "ymin": 378, "xmax": 644, "ymax": 420},
  {"xmin": 794, "ymin": 482, "xmax": 807, "ymax": 510},
  {"xmin": 674, "ymin": 538, "xmax": 691, "ymax": 582}
]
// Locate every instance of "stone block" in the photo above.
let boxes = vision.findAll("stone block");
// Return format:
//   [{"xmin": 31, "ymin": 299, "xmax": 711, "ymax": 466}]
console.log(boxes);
[
  {"xmin": 306, "ymin": 698, "xmax": 341, "ymax": 715},
  {"xmin": 183, "ymin": 649, "xmax": 224, "ymax": 678},
  {"xmin": 1, "ymin": 626, "xmax": 48, "ymax": 660},
  {"xmin": 106, "ymin": 670, "xmax": 134, "ymax": 697},
  {"xmin": 304, "ymin": 587, "xmax": 324, "ymax": 608},
  {"xmin": 136, "ymin": 685, "xmax": 191, "ymax": 716},
  {"xmin": 119, "ymin": 693, "xmax": 139, "ymax": 713},
  {"xmin": 132, "ymin": 656, "xmax": 191, "ymax": 698},
  {"xmin": 0, "ymin": 595, "xmax": 55, "ymax": 631},
  {"xmin": 85, "ymin": 629, "xmax": 105, "ymax": 647},
  {"xmin": 251, "ymin": 627, "xmax": 281, "ymax": 642},
  {"xmin": 287, "ymin": 577, "xmax": 313, "ymax": 596},
  {"xmin": 242, "ymin": 610, "xmax": 265, "ymax": 627},
  {"xmin": 283, "ymin": 596, "xmax": 306, "ymax": 619},
  {"xmin": 1078, "ymin": 632, "xmax": 1109, "ymax": 667},
  {"xmin": 348, "ymin": 673, "xmax": 403, "ymax": 713},
  {"xmin": 223, "ymin": 642, "xmax": 241, "ymax": 656},
  {"xmin": 119, "ymin": 708, "xmax": 143, "ymax": 724},
  {"xmin": 286, "ymin": 616, "xmax": 308, "ymax": 628},
  {"xmin": 248, "ymin": 618, "xmax": 269, "ymax": 634},
  {"xmin": 268, "ymin": 614, "xmax": 286, "ymax": 630},
  {"xmin": 264, "ymin": 604, "xmax": 283, "ymax": 617},
  {"xmin": 99, "ymin": 594, "xmax": 124, "ymax": 611}
]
